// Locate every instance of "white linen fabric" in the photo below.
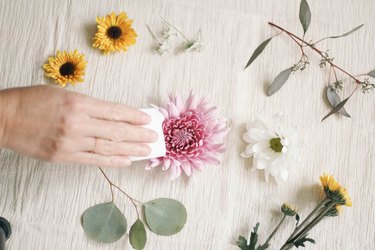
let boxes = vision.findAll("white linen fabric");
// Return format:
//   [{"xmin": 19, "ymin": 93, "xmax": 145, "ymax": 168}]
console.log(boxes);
[{"xmin": 0, "ymin": 0, "xmax": 374, "ymax": 249}]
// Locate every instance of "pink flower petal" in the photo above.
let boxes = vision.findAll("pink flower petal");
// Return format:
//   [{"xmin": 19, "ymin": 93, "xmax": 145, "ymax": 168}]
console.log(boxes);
[{"xmin": 147, "ymin": 92, "xmax": 228, "ymax": 179}]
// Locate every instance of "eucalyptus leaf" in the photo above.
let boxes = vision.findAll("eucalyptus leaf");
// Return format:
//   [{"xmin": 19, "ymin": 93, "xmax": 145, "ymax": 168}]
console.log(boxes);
[
  {"xmin": 143, "ymin": 198, "xmax": 187, "ymax": 236},
  {"xmin": 82, "ymin": 202, "xmax": 127, "ymax": 243},
  {"xmin": 326, "ymin": 87, "xmax": 350, "ymax": 117},
  {"xmin": 314, "ymin": 24, "xmax": 364, "ymax": 44},
  {"xmin": 367, "ymin": 69, "xmax": 375, "ymax": 78},
  {"xmin": 267, "ymin": 68, "xmax": 293, "ymax": 96},
  {"xmin": 326, "ymin": 24, "xmax": 363, "ymax": 39},
  {"xmin": 321, "ymin": 97, "xmax": 350, "ymax": 121},
  {"xmin": 299, "ymin": 0, "xmax": 311, "ymax": 35},
  {"xmin": 129, "ymin": 219, "xmax": 147, "ymax": 250},
  {"xmin": 245, "ymin": 38, "xmax": 272, "ymax": 69}
]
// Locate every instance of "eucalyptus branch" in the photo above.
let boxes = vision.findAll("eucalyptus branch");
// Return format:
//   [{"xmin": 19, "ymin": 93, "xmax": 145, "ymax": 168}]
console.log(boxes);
[
  {"xmin": 98, "ymin": 167, "xmax": 142, "ymax": 218},
  {"xmin": 268, "ymin": 22, "xmax": 361, "ymax": 84},
  {"xmin": 244, "ymin": 0, "xmax": 374, "ymax": 121}
]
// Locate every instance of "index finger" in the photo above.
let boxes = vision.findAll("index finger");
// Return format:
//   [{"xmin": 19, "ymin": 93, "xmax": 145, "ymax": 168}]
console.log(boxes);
[{"xmin": 84, "ymin": 97, "xmax": 151, "ymax": 125}]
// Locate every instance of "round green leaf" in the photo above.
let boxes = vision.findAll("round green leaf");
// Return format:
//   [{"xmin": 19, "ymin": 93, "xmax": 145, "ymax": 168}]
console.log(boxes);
[
  {"xmin": 129, "ymin": 219, "xmax": 147, "ymax": 250},
  {"xmin": 81, "ymin": 202, "xmax": 127, "ymax": 243},
  {"xmin": 143, "ymin": 198, "xmax": 187, "ymax": 236}
]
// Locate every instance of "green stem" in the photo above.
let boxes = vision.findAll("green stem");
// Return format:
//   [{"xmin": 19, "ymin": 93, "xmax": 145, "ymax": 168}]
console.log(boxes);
[
  {"xmin": 263, "ymin": 215, "xmax": 286, "ymax": 246},
  {"xmin": 287, "ymin": 201, "xmax": 336, "ymax": 245},
  {"xmin": 146, "ymin": 24, "xmax": 161, "ymax": 44},
  {"xmin": 161, "ymin": 18, "xmax": 190, "ymax": 41},
  {"xmin": 287, "ymin": 197, "xmax": 329, "ymax": 241},
  {"xmin": 98, "ymin": 167, "xmax": 143, "ymax": 219},
  {"xmin": 280, "ymin": 243, "xmax": 295, "ymax": 250},
  {"xmin": 99, "ymin": 167, "xmax": 115, "ymax": 202}
]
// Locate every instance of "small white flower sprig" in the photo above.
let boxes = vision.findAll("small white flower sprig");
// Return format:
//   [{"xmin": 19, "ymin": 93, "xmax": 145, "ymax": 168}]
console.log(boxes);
[
  {"xmin": 146, "ymin": 18, "xmax": 204, "ymax": 56},
  {"xmin": 241, "ymin": 113, "xmax": 303, "ymax": 183}
]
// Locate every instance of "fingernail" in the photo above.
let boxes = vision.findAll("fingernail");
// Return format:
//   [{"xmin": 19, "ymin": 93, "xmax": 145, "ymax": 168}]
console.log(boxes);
[
  {"xmin": 150, "ymin": 131, "xmax": 158, "ymax": 142},
  {"xmin": 139, "ymin": 145, "xmax": 152, "ymax": 156}
]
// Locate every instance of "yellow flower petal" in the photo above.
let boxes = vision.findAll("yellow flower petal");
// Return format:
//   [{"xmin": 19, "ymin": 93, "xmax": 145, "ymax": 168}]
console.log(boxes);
[
  {"xmin": 93, "ymin": 11, "xmax": 137, "ymax": 54},
  {"xmin": 43, "ymin": 50, "xmax": 87, "ymax": 87}
]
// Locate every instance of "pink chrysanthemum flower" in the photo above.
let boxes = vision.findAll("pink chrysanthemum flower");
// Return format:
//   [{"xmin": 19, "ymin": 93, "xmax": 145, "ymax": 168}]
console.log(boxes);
[{"xmin": 146, "ymin": 92, "xmax": 229, "ymax": 180}]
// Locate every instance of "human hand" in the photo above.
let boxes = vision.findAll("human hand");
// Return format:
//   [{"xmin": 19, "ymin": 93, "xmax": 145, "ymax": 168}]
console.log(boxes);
[{"xmin": 0, "ymin": 85, "xmax": 158, "ymax": 167}]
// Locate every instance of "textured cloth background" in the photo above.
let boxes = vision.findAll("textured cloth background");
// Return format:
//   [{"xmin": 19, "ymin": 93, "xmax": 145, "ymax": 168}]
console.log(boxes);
[{"xmin": 0, "ymin": 0, "xmax": 374, "ymax": 249}]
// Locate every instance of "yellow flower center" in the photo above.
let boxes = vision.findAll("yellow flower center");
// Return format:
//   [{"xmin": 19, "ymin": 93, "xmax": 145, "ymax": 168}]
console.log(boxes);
[
  {"xmin": 59, "ymin": 62, "xmax": 75, "ymax": 76},
  {"xmin": 270, "ymin": 137, "xmax": 283, "ymax": 153},
  {"xmin": 107, "ymin": 26, "xmax": 122, "ymax": 39}
]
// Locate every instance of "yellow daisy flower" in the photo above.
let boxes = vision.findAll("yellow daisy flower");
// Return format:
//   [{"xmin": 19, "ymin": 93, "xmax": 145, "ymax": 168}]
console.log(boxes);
[
  {"xmin": 43, "ymin": 50, "xmax": 87, "ymax": 87},
  {"xmin": 281, "ymin": 203, "xmax": 297, "ymax": 216},
  {"xmin": 325, "ymin": 204, "xmax": 342, "ymax": 217},
  {"xmin": 320, "ymin": 173, "xmax": 352, "ymax": 207},
  {"xmin": 93, "ymin": 12, "xmax": 137, "ymax": 54}
]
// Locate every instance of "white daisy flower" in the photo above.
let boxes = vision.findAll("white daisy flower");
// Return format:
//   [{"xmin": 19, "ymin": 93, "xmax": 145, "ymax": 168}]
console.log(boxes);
[{"xmin": 241, "ymin": 113, "xmax": 302, "ymax": 183}]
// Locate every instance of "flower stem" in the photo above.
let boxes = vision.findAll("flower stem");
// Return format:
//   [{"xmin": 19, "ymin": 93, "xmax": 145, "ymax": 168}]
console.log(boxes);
[
  {"xmin": 287, "ymin": 197, "xmax": 329, "ymax": 241},
  {"xmin": 263, "ymin": 215, "xmax": 286, "ymax": 246},
  {"xmin": 98, "ymin": 167, "xmax": 142, "ymax": 219},
  {"xmin": 146, "ymin": 24, "xmax": 161, "ymax": 45},
  {"xmin": 99, "ymin": 167, "xmax": 115, "ymax": 202},
  {"xmin": 282, "ymin": 201, "xmax": 336, "ymax": 249},
  {"xmin": 161, "ymin": 18, "xmax": 190, "ymax": 41},
  {"xmin": 268, "ymin": 22, "xmax": 362, "ymax": 84},
  {"xmin": 280, "ymin": 243, "xmax": 294, "ymax": 250}
]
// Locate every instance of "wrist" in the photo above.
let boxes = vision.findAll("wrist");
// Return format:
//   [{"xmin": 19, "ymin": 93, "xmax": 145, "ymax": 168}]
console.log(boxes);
[{"xmin": 0, "ymin": 89, "xmax": 17, "ymax": 148}]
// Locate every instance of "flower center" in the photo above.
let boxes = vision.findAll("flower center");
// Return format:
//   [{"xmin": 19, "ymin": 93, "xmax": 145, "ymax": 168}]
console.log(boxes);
[
  {"xmin": 163, "ymin": 111, "xmax": 205, "ymax": 157},
  {"xmin": 269, "ymin": 137, "xmax": 283, "ymax": 153},
  {"xmin": 59, "ymin": 62, "xmax": 75, "ymax": 76},
  {"xmin": 107, "ymin": 26, "xmax": 122, "ymax": 39}
]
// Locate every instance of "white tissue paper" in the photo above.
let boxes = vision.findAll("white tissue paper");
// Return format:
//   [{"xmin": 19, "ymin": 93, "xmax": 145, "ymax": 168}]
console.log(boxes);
[{"xmin": 129, "ymin": 108, "xmax": 167, "ymax": 161}]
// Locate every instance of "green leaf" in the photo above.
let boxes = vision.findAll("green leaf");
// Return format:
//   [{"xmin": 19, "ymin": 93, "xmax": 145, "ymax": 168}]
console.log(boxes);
[
  {"xmin": 245, "ymin": 38, "xmax": 272, "ymax": 69},
  {"xmin": 236, "ymin": 223, "xmax": 261, "ymax": 250},
  {"xmin": 326, "ymin": 87, "xmax": 350, "ymax": 117},
  {"xmin": 249, "ymin": 223, "xmax": 259, "ymax": 249},
  {"xmin": 299, "ymin": 0, "xmax": 311, "ymax": 35},
  {"xmin": 321, "ymin": 96, "xmax": 350, "ymax": 121},
  {"xmin": 143, "ymin": 198, "xmax": 187, "ymax": 236},
  {"xmin": 267, "ymin": 68, "xmax": 293, "ymax": 96},
  {"xmin": 367, "ymin": 69, "xmax": 375, "ymax": 78},
  {"xmin": 129, "ymin": 219, "xmax": 147, "ymax": 250},
  {"xmin": 295, "ymin": 213, "xmax": 300, "ymax": 228},
  {"xmin": 237, "ymin": 235, "xmax": 250, "ymax": 250},
  {"xmin": 327, "ymin": 24, "xmax": 363, "ymax": 39},
  {"xmin": 81, "ymin": 202, "xmax": 127, "ymax": 243},
  {"xmin": 313, "ymin": 24, "xmax": 364, "ymax": 45},
  {"xmin": 293, "ymin": 236, "xmax": 315, "ymax": 248},
  {"xmin": 256, "ymin": 243, "xmax": 269, "ymax": 250}
]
